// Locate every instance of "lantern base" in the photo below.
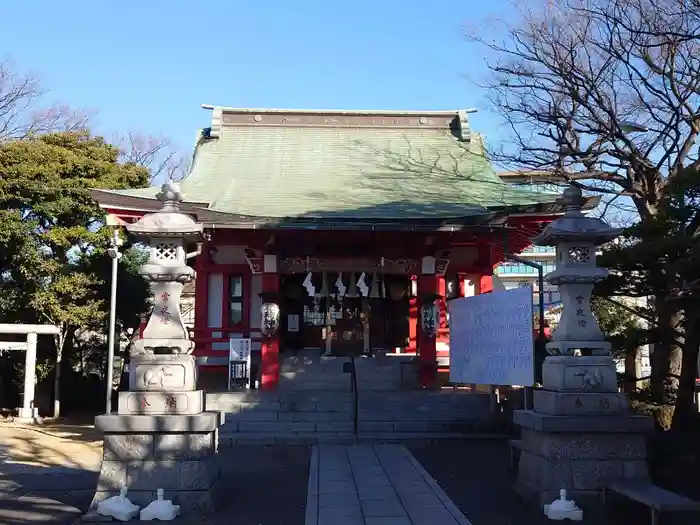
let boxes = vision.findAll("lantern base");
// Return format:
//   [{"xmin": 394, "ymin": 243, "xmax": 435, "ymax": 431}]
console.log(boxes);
[
  {"xmin": 87, "ymin": 412, "xmax": 224, "ymax": 518},
  {"xmin": 128, "ymin": 354, "xmax": 197, "ymax": 392},
  {"xmin": 541, "ymin": 355, "xmax": 617, "ymax": 392},
  {"xmin": 130, "ymin": 338, "xmax": 195, "ymax": 356},
  {"xmin": 513, "ymin": 410, "xmax": 652, "ymax": 512},
  {"xmin": 546, "ymin": 340, "xmax": 611, "ymax": 356},
  {"xmin": 117, "ymin": 390, "xmax": 204, "ymax": 415},
  {"xmin": 533, "ymin": 389, "xmax": 630, "ymax": 416}
]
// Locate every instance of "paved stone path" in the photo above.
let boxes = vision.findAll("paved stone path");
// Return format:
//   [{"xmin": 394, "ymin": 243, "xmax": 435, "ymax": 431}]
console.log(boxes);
[{"xmin": 305, "ymin": 444, "xmax": 471, "ymax": 525}]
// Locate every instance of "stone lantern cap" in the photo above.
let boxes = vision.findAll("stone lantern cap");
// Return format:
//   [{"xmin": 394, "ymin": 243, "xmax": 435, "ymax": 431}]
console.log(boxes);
[
  {"xmin": 534, "ymin": 186, "xmax": 621, "ymax": 246},
  {"xmin": 127, "ymin": 181, "xmax": 203, "ymax": 241}
]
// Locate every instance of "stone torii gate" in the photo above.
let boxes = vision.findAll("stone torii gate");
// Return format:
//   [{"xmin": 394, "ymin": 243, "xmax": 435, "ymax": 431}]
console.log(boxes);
[{"xmin": 0, "ymin": 324, "xmax": 60, "ymax": 423}]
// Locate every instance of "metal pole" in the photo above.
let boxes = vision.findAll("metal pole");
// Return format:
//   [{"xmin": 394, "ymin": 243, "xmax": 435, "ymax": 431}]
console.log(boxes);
[
  {"xmin": 105, "ymin": 231, "xmax": 121, "ymax": 414},
  {"xmin": 505, "ymin": 254, "xmax": 546, "ymax": 331},
  {"xmin": 537, "ymin": 266, "xmax": 545, "ymax": 336}
]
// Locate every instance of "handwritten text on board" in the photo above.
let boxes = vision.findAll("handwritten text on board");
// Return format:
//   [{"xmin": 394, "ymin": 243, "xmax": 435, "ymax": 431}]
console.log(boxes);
[{"xmin": 448, "ymin": 287, "xmax": 534, "ymax": 386}]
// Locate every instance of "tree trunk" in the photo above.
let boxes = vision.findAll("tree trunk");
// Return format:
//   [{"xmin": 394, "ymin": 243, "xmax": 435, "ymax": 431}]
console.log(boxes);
[
  {"xmin": 623, "ymin": 348, "xmax": 639, "ymax": 393},
  {"xmin": 672, "ymin": 314, "xmax": 700, "ymax": 432},
  {"xmin": 650, "ymin": 298, "xmax": 683, "ymax": 404},
  {"xmin": 53, "ymin": 331, "xmax": 65, "ymax": 419}
]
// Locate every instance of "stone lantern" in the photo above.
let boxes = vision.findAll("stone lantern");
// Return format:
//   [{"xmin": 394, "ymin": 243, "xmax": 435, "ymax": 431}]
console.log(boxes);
[
  {"xmin": 512, "ymin": 186, "xmax": 653, "ymax": 512},
  {"xmin": 538, "ymin": 186, "xmax": 617, "ymax": 357},
  {"xmin": 128, "ymin": 181, "xmax": 201, "ymax": 358},
  {"xmin": 89, "ymin": 181, "xmax": 224, "ymax": 518}
]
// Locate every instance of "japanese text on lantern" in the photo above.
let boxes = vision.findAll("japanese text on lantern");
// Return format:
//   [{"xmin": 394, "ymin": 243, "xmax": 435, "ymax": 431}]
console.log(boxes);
[
  {"xmin": 158, "ymin": 292, "xmax": 171, "ymax": 324},
  {"xmin": 160, "ymin": 306, "xmax": 171, "ymax": 324},
  {"xmin": 139, "ymin": 396, "xmax": 151, "ymax": 410},
  {"xmin": 164, "ymin": 395, "xmax": 177, "ymax": 412}
]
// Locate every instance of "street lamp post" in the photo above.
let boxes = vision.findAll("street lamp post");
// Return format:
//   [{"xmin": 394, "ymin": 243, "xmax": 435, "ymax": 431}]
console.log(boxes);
[{"xmin": 105, "ymin": 230, "xmax": 123, "ymax": 414}]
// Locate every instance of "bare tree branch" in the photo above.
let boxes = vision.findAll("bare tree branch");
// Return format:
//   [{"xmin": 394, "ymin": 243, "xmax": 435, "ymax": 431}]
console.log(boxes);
[
  {"xmin": 468, "ymin": 0, "xmax": 700, "ymax": 223},
  {"xmin": 0, "ymin": 60, "xmax": 90, "ymax": 142},
  {"xmin": 114, "ymin": 132, "xmax": 188, "ymax": 182}
]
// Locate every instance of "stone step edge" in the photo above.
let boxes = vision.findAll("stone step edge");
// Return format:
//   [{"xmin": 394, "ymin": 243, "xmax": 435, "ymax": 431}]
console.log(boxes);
[{"xmin": 219, "ymin": 432, "xmax": 508, "ymax": 445}]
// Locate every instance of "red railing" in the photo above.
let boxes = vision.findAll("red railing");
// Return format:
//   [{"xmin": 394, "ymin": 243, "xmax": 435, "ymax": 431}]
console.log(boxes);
[{"xmin": 187, "ymin": 326, "xmax": 263, "ymax": 355}]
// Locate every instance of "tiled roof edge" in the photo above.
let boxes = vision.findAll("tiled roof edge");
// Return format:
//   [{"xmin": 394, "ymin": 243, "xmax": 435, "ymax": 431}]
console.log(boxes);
[{"xmin": 201, "ymin": 104, "xmax": 477, "ymax": 117}]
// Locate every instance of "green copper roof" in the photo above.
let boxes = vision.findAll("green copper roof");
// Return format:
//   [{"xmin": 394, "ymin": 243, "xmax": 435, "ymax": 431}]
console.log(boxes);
[{"xmin": 106, "ymin": 110, "xmax": 559, "ymax": 221}]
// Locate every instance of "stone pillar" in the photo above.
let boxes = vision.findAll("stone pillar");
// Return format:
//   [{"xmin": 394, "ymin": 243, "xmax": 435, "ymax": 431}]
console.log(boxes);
[
  {"xmin": 513, "ymin": 186, "xmax": 653, "ymax": 511},
  {"xmin": 418, "ymin": 256, "xmax": 438, "ymax": 388},
  {"xmin": 261, "ymin": 254, "xmax": 280, "ymax": 390},
  {"xmin": 18, "ymin": 332, "xmax": 38, "ymax": 421},
  {"xmin": 87, "ymin": 181, "xmax": 224, "ymax": 517}
]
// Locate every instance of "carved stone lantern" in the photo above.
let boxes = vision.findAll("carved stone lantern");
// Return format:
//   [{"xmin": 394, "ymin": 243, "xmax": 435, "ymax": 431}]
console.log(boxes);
[
  {"xmin": 534, "ymin": 185, "xmax": 621, "ymax": 357},
  {"xmin": 90, "ymin": 181, "xmax": 224, "ymax": 517},
  {"xmin": 420, "ymin": 293, "xmax": 442, "ymax": 338},
  {"xmin": 259, "ymin": 291, "xmax": 281, "ymax": 337},
  {"xmin": 512, "ymin": 185, "xmax": 653, "ymax": 512},
  {"xmin": 127, "ymin": 182, "xmax": 203, "ymax": 356}
]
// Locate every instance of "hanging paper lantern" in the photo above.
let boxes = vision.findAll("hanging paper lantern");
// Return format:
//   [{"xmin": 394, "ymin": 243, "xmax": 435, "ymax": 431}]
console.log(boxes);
[
  {"xmin": 259, "ymin": 292, "xmax": 281, "ymax": 337},
  {"xmin": 420, "ymin": 293, "xmax": 442, "ymax": 338},
  {"xmin": 389, "ymin": 282, "xmax": 406, "ymax": 300}
]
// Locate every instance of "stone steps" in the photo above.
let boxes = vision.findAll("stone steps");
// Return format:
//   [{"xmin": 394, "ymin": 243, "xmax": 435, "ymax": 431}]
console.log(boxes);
[
  {"xmin": 277, "ymin": 352, "xmax": 417, "ymax": 391},
  {"xmin": 208, "ymin": 352, "xmax": 492, "ymax": 445},
  {"xmin": 207, "ymin": 389, "xmax": 494, "ymax": 444},
  {"xmin": 220, "ymin": 420, "xmax": 483, "ymax": 434},
  {"xmin": 219, "ymin": 431, "xmax": 477, "ymax": 446}
]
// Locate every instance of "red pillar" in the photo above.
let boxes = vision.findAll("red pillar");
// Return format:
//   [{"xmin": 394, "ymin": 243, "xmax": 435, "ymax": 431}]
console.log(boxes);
[
  {"xmin": 193, "ymin": 237, "xmax": 209, "ymax": 354},
  {"xmin": 261, "ymin": 255, "xmax": 280, "ymax": 390},
  {"xmin": 479, "ymin": 274, "xmax": 494, "ymax": 294},
  {"xmin": 418, "ymin": 257, "xmax": 438, "ymax": 388},
  {"xmin": 408, "ymin": 276, "xmax": 418, "ymax": 354}
]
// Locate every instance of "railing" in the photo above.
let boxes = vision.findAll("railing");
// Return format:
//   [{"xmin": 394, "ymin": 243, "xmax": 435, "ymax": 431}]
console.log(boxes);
[
  {"xmin": 350, "ymin": 355, "xmax": 359, "ymax": 436},
  {"xmin": 187, "ymin": 327, "xmax": 263, "ymax": 364}
]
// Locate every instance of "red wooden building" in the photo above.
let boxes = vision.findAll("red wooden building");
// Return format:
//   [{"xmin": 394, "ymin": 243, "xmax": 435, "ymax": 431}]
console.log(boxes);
[{"xmin": 92, "ymin": 106, "xmax": 565, "ymax": 390}]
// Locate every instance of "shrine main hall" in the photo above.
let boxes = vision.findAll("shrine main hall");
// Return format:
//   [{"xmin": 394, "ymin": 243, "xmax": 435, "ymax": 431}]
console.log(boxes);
[{"xmin": 92, "ymin": 105, "xmax": 567, "ymax": 390}]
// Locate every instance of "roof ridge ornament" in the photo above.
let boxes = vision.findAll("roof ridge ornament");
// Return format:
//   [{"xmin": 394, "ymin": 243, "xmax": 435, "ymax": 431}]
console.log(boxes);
[{"xmin": 456, "ymin": 110, "xmax": 472, "ymax": 142}]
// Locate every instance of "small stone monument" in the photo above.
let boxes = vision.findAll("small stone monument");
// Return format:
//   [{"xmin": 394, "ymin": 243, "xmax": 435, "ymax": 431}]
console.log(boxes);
[
  {"xmin": 88, "ymin": 181, "xmax": 224, "ymax": 517},
  {"xmin": 513, "ymin": 186, "xmax": 653, "ymax": 510}
]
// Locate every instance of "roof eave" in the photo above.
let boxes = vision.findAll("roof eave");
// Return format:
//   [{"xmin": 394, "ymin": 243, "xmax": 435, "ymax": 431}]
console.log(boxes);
[
  {"xmin": 201, "ymin": 104, "xmax": 477, "ymax": 117},
  {"xmin": 91, "ymin": 189, "xmax": 211, "ymax": 212}
]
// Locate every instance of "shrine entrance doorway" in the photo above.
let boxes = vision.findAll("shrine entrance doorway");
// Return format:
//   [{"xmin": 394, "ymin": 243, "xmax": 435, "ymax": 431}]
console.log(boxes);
[{"xmin": 279, "ymin": 273, "xmax": 410, "ymax": 356}]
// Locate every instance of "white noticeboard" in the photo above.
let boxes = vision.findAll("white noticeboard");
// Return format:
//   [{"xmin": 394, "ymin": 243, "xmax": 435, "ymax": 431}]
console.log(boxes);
[
  {"xmin": 229, "ymin": 338, "xmax": 252, "ymax": 387},
  {"xmin": 229, "ymin": 337, "xmax": 252, "ymax": 362},
  {"xmin": 287, "ymin": 314, "xmax": 300, "ymax": 333},
  {"xmin": 448, "ymin": 287, "xmax": 534, "ymax": 386}
]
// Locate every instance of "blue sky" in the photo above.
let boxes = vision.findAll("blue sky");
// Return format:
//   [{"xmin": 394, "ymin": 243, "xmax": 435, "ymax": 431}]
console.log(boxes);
[{"xmin": 0, "ymin": 0, "xmax": 512, "ymax": 154}]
